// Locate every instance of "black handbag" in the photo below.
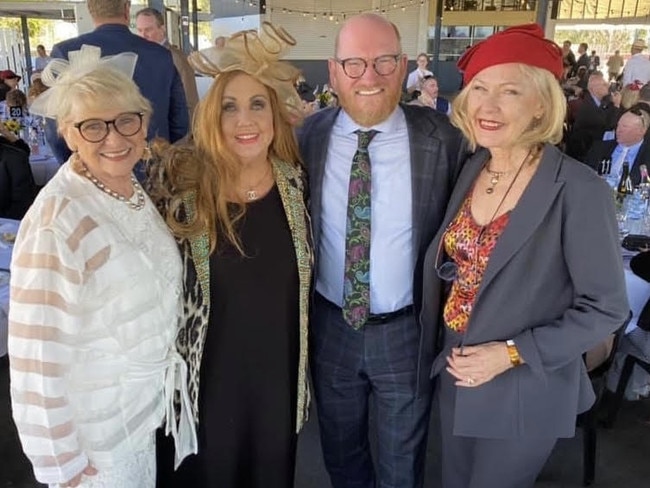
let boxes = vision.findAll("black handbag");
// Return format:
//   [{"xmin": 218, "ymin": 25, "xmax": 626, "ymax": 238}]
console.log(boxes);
[{"xmin": 622, "ymin": 234, "xmax": 650, "ymax": 252}]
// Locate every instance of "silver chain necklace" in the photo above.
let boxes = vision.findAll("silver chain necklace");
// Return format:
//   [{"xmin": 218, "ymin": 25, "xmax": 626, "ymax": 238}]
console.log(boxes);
[
  {"xmin": 241, "ymin": 164, "xmax": 272, "ymax": 201},
  {"xmin": 82, "ymin": 164, "xmax": 146, "ymax": 211}
]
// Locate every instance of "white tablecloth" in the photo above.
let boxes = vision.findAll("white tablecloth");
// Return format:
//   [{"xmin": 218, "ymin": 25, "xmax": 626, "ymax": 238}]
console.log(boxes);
[
  {"xmin": 0, "ymin": 218, "xmax": 19, "ymax": 358},
  {"xmin": 624, "ymin": 264, "xmax": 650, "ymax": 331},
  {"xmin": 29, "ymin": 149, "xmax": 60, "ymax": 186},
  {"xmin": 605, "ymin": 257, "xmax": 650, "ymax": 398}
]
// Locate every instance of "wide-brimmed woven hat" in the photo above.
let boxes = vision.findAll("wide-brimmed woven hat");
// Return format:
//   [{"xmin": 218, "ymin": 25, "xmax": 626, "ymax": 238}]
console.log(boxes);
[{"xmin": 189, "ymin": 22, "xmax": 303, "ymax": 125}]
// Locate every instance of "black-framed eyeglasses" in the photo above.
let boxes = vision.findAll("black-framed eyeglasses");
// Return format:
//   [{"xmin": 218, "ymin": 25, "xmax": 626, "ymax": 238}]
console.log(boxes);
[
  {"xmin": 333, "ymin": 54, "xmax": 402, "ymax": 79},
  {"xmin": 73, "ymin": 112, "xmax": 144, "ymax": 143}
]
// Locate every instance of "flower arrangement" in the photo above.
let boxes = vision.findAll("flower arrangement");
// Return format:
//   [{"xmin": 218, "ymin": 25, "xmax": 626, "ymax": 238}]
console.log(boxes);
[
  {"xmin": 2, "ymin": 118, "xmax": 23, "ymax": 134},
  {"xmin": 318, "ymin": 91, "xmax": 332, "ymax": 106},
  {"xmin": 318, "ymin": 90, "xmax": 339, "ymax": 108}
]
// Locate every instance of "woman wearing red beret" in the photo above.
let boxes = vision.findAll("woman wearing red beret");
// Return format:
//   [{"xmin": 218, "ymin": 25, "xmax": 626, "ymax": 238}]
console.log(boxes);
[{"xmin": 420, "ymin": 24, "xmax": 629, "ymax": 487}]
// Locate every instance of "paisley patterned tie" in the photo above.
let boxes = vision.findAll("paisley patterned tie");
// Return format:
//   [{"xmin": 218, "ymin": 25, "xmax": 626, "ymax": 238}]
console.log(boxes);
[{"xmin": 343, "ymin": 129, "xmax": 378, "ymax": 329}]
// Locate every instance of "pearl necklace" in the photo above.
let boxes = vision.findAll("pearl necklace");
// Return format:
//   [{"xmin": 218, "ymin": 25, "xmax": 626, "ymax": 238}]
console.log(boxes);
[{"xmin": 82, "ymin": 165, "xmax": 146, "ymax": 210}]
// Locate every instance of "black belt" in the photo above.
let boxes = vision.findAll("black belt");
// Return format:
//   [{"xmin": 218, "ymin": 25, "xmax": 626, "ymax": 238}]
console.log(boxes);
[
  {"xmin": 316, "ymin": 293, "xmax": 414, "ymax": 325},
  {"xmin": 366, "ymin": 305, "xmax": 414, "ymax": 325}
]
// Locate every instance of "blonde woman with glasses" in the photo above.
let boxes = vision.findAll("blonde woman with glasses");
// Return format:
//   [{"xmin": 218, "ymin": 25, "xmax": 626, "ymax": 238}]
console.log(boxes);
[{"xmin": 9, "ymin": 45, "xmax": 195, "ymax": 488}]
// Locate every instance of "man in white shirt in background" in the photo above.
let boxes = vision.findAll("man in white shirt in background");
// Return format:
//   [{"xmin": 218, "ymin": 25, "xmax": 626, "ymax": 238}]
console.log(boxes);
[
  {"xmin": 135, "ymin": 7, "xmax": 199, "ymax": 122},
  {"xmin": 622, "ymin": 38, "xmax": 650, "ymax": 86},
  {"xmin": 33, "ymin": 45, "xmax": 51, "ymax": 72},
  {"xmin": 405, "ymin": 52, "xmax": 433, "ymax": 95}
]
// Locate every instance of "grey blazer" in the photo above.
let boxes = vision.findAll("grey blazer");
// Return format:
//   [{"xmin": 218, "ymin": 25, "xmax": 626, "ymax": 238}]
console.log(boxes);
[
  {"xmin": 421, "ymin": 144, "xmax": 630, "ymax": 439},
  {"xmin": 298, "ymin": 104, "xmax": 469, "ymax": 393}
]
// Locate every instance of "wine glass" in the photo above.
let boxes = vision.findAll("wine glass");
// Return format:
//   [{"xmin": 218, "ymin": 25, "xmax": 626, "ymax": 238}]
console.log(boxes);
[{"xmin": 617, "ymin": 210, "xmax": 630, "ymax": 240}]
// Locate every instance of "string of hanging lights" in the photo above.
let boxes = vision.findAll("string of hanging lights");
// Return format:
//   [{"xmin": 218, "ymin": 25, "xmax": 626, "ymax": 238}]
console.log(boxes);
[{"xmin": 233, "ymin": 0, "xmax": 427, "ymax": 23}]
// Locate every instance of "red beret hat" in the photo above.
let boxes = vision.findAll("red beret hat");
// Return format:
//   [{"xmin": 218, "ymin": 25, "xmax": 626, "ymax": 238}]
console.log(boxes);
[
  {"xmin": 457, "ymin": 24, "xmax": 563, "ymax": 85},
  {"xmin": 0, "ymin": 69, "xmax": 21, "ymax": 81}
]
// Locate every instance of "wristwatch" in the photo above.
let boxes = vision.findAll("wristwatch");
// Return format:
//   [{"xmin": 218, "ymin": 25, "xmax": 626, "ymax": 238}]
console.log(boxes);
[{"xmin": 506, "ymin": 339, "xmax": 522, "ymax": 367}]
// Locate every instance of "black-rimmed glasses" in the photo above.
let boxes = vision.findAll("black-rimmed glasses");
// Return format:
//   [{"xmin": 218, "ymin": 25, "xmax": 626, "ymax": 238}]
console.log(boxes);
[
  {"xmin": 333, "ymin": 54, "xmax": 402, "ymax": 79},
  {"xmin": 73, "ymin": 112, "xmax": 144, "ymax": 143}
]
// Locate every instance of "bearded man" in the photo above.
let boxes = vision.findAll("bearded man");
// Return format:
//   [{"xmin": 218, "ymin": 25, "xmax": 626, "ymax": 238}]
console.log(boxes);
[{"xmin": 298, "ymin": 12, "xmax": 469, "ymax": 488}]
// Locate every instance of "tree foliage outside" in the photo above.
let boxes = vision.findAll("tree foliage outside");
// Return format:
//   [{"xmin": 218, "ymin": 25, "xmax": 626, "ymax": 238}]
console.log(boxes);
[
  {"xmin": 554, "ymin": 25, "xmax": 650, "ymax": 60},
  {"xmin": 0, "ymin": 17, "xmax": 46, "ymax": 41}
]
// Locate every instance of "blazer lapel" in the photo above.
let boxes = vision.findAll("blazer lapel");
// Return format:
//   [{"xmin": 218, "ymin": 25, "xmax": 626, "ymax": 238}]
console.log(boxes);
[
  {"xmin": 272, "ymin": 157, "xmax": 313, "ymax": 282},
  {"xmin": 182, "ymin": 192, "xmax": 211, "ymax": 306},
  {"xmin": 478, "ymin": 145, "xmax": 564, "ymax": 294},
  {"xmin": 406, "ymin": 106, "xmax": 441, "ymax": 252},
  {"xmin": 631, "ymin": 138, "xmax": 650, "ymax": 183},
  {"xmin": 304, "ymin": 108, "xmax": 339, "ymax": 250},
  {"xmin": 430, "ymin": 150, "xmax": 488, "ymax": 269}
]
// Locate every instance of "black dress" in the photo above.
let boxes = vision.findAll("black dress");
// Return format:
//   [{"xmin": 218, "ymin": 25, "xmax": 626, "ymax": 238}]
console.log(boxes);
[{"xmin": 195, "ymin": 184, "xmax": 300, "ymax": 487}]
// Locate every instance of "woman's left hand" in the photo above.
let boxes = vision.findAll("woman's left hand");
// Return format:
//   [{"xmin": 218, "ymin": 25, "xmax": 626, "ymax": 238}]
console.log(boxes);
[{"xmin": 446, "ymin": 341, "xmax": 512, "ymax": 387}]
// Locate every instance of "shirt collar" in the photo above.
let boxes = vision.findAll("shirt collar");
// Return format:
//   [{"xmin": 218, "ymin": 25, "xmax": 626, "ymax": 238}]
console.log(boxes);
[
  {"xmin": 95, "ymin": 23, "xmax": 131, "ymax": 33},
  {"xmin": 336, "ymin": 106, "xmax": 405, "ymax": 135},
  {"xmin": 590, "ymin": 93, "xmax": 602, "ymax": 107},
  {"xmin": 617, "ymin": 140, "xmax": 644, "ymax": 154}
]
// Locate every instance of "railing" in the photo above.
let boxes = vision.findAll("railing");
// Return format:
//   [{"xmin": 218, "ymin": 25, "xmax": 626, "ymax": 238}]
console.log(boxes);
[{"xmin": 0, "ymin": 28, "xmax": 24, "ymax": 74}]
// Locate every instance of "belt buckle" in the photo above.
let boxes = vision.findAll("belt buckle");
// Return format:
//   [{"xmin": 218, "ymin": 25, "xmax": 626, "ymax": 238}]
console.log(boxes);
[{"xmin": 367, "ymin": 312, "xmax": 390, "ymax": 325}]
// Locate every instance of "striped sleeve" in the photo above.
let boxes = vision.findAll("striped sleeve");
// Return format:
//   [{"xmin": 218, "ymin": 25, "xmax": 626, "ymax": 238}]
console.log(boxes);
[{"xmin": 8, "ymin": 206, "xmax": 89, "ymax": 485}]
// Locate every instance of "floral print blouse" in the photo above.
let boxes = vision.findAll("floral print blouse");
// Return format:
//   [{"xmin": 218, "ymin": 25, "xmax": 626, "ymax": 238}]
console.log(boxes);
[{"xmin": 443, "ymin": 192, "xmax": 510, "ymax": 333}]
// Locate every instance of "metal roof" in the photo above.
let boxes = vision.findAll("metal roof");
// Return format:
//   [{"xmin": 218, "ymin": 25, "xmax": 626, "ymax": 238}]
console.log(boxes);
[{"xmin": 0, "ymin": 1, "xmax": 78, "ymax": 21}]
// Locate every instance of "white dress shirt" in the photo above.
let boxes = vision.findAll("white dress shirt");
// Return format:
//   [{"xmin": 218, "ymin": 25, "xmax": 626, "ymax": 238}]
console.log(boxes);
[
  {"xmin": 611, "ymin": 141, "xmax": 643, "ymax": 178},
  {"xmin": 406, "ymin": 68, "xmax": 433, "ymax": 91},
  {"xmin": 622, "ymin": 54, "xmax": 650, "ymax": 86},
  {"xmin": 317, "ymin": 108, "xmax": 414, "ymax": 313}
]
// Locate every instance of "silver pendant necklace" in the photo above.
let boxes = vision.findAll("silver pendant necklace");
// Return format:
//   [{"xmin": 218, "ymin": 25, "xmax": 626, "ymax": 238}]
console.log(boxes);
[{"xmin": 241, "ymin": 164, "xmax": 272, "ymax": 201}]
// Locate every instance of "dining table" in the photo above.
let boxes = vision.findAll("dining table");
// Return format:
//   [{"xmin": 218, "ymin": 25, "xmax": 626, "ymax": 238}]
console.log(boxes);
[
  {"xmin": 0, "ymin": 218, "xmax": 19, "ymax": 358},
  {"xmin": 605, "ymin": 251, "xmax": 650, "ymax": 398}
]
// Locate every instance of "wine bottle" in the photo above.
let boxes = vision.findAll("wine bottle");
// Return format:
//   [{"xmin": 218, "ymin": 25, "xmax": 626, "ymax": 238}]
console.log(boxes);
[{"xmin": 617, "ymin": 161, "xmax": 633, "ymax": 202}]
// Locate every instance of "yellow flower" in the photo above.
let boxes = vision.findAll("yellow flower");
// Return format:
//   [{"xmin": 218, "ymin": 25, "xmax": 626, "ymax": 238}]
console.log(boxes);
[
  {"xmin": 3, "ymin": 119, "xmax": 22, "ymax": 134},
  {"xmin": 318, "ymin": 91, "xmax": 332, "ymax": 106}
]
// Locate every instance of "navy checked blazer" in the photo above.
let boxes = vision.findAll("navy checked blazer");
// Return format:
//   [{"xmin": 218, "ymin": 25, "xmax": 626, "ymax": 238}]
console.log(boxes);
[{"xmin": 298, "ymin": 104, "xmax": 469, "ymax": 394}]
